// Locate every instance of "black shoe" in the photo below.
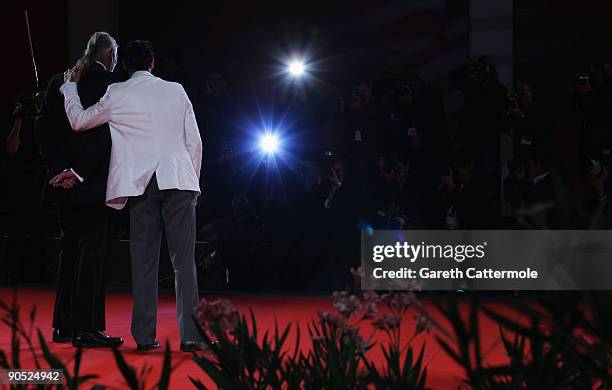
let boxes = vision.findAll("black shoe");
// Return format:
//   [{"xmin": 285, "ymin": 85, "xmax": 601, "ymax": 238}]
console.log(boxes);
[
  {"xmin": 72, "ymin": 331, "xmax": 124, "ymax": 348},
  {"xmin": 136, "ymin": 339, "xmax": 160, "ymax": 351},
  {"xmin": 180, "ymin": 341, "xmax": 206, "ymax": 352},
  {"xmin": 52, "ymin": 329, "xmax": 72, "ymax": 343}
]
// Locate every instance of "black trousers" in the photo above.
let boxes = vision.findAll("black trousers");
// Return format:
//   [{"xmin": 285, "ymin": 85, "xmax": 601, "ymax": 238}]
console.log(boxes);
[{"xmin": 52, "ymin": 204, "xmax": 109, "ymax": 331}]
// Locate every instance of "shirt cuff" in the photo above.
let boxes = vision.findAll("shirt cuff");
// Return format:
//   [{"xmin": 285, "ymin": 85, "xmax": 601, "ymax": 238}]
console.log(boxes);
[
  {"xmin": 64, "ymin": 168, "xmax": 85, "ymax": 182},
  {"xmin": 60, "ymin": 82, "xmax": 78, "ymax": 96}
]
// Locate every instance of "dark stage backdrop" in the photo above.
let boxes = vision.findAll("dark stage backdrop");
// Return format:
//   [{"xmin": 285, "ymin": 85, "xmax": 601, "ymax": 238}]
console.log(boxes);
[
  {"xmin": 514, "ymin": 0, "xmax": 612, "ymax": 165},
  {"xmin": 117, "ymin": 0, "xmax": 469, "ymax": 103},
  {"xmin": 515, "ymin": 0, "xmax": 612, "ymax": 106},
  {"xmin": 4, "ymin": 1, "xmax": 68, "ymax": 119}
]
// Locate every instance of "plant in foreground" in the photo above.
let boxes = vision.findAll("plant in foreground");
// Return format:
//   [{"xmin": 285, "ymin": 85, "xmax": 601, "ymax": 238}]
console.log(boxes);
[{"xmin": 191, "ymin": 268, "xmax": 430, "ymax": 389}]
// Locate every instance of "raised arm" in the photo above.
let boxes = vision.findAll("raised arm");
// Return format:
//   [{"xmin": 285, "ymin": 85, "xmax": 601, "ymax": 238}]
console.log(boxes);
[{"xmin": 60, "ymin": 82, "xmax": 113, "ymax": 132}]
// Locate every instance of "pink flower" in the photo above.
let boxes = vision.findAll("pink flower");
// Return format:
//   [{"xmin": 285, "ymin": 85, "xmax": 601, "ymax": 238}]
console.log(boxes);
[
  {"xmin": 414, "ymin": 313, "xmax": 432, "ymax": 334},
  {"xmin": 363, "ymin": 302, "xmax": 378, "ymax": 320},
  {"xmin": 197, "ymin": 298, "xmax": 240, "ymax": 334},
  {"xmin": 362, "ymin": 291, "xmax": 380, "ymax": 303},
  {"xmin": 372, "ymin": 313, "xmax": 402, "ymax": 331},
  {"xmin": 320, "ymin": 311, "xmax": 338, "ymax": 323},
  {"xmin": 383, "ymin": 292, "xmax": 416, "ymax": 311},
  {"xmin": 321, "ymin": 311, "xmax": 347, "ymax": 330},
  {"xmin": 341, "ymin": 330, "xmax": 369, "ymax": 354},
  {"xmin": 332, "ymin": 292, "xmax": 362, "ymax": 318}
]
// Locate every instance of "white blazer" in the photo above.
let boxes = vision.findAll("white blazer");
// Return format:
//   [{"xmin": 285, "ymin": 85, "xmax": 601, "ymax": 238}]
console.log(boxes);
[{"xmin": 61, "ymin": 71, "xmax": 203, "ymax": 210}]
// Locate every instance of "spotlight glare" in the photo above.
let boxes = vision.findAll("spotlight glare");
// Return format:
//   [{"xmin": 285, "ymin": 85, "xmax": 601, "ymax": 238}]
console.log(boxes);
[
  {"xmin": 260, "ymin": 133, "xmax": 280, "ymax": 154},
  {"xmin": 287, "ymin": 60, "xmax": 305, "ymax": 77}
]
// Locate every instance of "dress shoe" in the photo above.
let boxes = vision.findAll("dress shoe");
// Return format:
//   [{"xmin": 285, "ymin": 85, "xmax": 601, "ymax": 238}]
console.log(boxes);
[
  {"xmin": 52, "ymin": 328, "xmax": 72, "ymax": 343},
  {"xmin": 137, "ymin": 339, "xmax": 160, "ymax": 351},
  {"xmin": 72, "ymin": 331, "xmax": 124, "ymax": 348},
  {"xmin": 180, "ymin": 340, "xmax": 207, "ymax": 352}
]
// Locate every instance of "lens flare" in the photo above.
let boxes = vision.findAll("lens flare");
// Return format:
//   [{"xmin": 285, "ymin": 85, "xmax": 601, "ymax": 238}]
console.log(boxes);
[
  {"xmin": 287, "ymin": 61, "xmax": 305, "ymax": 77},
  {"xmin": 260, "ymin": 133, "xmax": 280, "ymax": 154}
]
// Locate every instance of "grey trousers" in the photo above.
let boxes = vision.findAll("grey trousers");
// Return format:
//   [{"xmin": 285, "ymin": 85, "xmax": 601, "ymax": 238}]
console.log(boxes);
[{"xmin": 129, "ymin": 175, "xmax": 200, "ymax": 344}]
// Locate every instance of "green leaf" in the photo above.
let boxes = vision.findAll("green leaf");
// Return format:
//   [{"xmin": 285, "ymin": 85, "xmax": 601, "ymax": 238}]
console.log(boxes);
[
  {"xmin": 192, "ymin": 351, "xmax": 241, "ymax": 389},
  {"xmin": 37, "ymin": 329, "xmax": 70, "ymax": 384},
  {"xmin": 111, "ymin": 346, "xmax": 139, "ymax": 390},
  {"xmin": 157, "ymin": 341, "xmax": 172, "ymax": 390},
  {"xmin": 188, "ymin": 376, "xmax": 208, "ymax": 390}
]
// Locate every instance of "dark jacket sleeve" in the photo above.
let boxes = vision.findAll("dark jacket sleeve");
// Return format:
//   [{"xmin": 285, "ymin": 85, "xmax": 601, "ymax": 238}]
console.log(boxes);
[
  {"xmin": 65, "ymin": 70, "xmax": 115, "ymax": 181},
  {"xmin": 36, "ymin": 74, "xmax": 68, "ymax": 175}
]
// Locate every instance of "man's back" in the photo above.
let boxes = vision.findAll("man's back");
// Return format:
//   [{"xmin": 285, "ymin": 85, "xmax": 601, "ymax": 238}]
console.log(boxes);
[{"xmin": 61, "ymin": 70, "xmax": 202, "ymax": 209}]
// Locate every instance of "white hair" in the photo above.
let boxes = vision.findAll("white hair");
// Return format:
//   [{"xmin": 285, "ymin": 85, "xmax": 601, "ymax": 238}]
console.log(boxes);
[{"xmin": 77, "ymin": 31, "xmax": 118, "ymax": 69}]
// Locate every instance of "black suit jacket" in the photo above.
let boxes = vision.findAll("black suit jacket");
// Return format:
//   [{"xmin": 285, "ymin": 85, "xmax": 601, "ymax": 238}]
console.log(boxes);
[{"xmin": 38, "ymin": 63, "xmax": 119, "ymax": 204}]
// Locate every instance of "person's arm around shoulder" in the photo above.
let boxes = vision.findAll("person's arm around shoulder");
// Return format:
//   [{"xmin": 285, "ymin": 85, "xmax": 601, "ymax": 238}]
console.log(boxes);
[{"xmin": 60, "ymin": 65, "xmax": 115, "ymax": 132}]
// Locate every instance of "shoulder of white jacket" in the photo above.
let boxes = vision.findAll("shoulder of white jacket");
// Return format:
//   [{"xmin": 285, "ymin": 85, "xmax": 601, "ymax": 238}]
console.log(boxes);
[
  {"xmin": 161, "ymin": 80, "xmax": 189, "ymax": 98},
  {"xmin": 162, "ymin": 79, "xmax": 186, "ymax": 91},
  {"xmin": 106, "ymin": 79, "xmax": 129, "ymax": 92}
]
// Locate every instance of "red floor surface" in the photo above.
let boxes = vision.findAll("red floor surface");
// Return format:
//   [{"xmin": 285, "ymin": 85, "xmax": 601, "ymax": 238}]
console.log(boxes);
[{"xmin": 0, "ymin": 288, "xmax": 510, "ymax": 389}]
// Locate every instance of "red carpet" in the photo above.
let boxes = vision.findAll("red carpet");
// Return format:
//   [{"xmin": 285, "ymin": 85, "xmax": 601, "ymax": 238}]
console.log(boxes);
[{"xmin": 0, "ymin": 288, "xmax": 510, "ymax": 389}]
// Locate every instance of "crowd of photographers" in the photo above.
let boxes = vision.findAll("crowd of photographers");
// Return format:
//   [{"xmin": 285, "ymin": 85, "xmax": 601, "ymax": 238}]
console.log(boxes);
[{"xmin": 2, "ymin": 53, "xmax": 612, "ymax": 289}]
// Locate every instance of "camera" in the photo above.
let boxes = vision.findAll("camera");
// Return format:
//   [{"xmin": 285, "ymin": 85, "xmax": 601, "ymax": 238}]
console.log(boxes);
[
  {"xmin": 12, "ymin": 96, "xmax": 35, "ymax": 119},
  {"xmin": 11, "ymin": 91, "xmax": 44, "ymax": 120},
  {"xmin": 577, "ymin": 75, "xmax": 590, "ymax": 87}
]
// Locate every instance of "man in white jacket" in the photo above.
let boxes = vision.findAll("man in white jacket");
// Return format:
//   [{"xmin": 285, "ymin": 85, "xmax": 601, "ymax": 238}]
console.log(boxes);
[{"xmin": 60, "ymin": 40, "xmax": 203, "ymax": 352}]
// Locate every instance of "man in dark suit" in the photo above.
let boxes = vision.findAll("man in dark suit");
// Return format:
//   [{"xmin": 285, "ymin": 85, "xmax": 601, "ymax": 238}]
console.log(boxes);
[{"xmin": 37, "ymin": 32, "xmax": 123, "ymax": 347}]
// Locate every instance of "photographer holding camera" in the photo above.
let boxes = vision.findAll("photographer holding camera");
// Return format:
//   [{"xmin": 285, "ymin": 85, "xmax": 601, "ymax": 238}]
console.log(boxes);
[
  {"xmin": 306, "ymin": 153, "xmax": 369, "ymax": 290},
  {"xmin": 505, "ymin": 82, "xmax": 551, "ymax": 159},
  {"xmin": 2, "ymin": 91, "xmax": 48, "ymax": 284},
  {"xmin": 431, "ymin": 152, "xmax": 495, "ymax": 229},
  {"xmin": 371, "ymin": 153, "xmax": 425, "ymax": 230}
]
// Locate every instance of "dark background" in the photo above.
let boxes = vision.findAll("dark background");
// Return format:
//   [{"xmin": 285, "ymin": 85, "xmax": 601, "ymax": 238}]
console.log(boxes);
[
  {"xmin": 6, "ymin": 0, "xmax": 612, "ymax": 147},
  {"xmin": 3, "ymin": 0, "xmax": 612, "ymax": 290}
]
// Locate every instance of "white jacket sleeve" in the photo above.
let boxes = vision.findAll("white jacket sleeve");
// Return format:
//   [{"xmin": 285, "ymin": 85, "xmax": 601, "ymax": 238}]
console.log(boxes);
[
  {"xmin": 60, "ymin": 82, "xmax": 113, "ymax": 132},
  {"xmin": 184, "ymin": 95, "xmax": 203, "ymax": 181}
]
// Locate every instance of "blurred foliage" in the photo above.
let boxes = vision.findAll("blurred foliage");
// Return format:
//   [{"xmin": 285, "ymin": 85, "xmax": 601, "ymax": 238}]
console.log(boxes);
[
  {"xmin": 434, "ymin": 292, "xmax": 612, "ymax": 389},
  {"xmin": 2, "ymin": 283, "xmax": 610, "ymax": 389}
]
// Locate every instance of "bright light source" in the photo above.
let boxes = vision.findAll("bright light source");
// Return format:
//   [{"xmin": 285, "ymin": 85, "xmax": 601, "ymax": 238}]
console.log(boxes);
[
  {"xmin": 260, "ymin": 133, "xmax": 280, "ymax": 154},
  {"xmin": 287, "ymin": 60, "xmax": 305, "ymax": 77}
]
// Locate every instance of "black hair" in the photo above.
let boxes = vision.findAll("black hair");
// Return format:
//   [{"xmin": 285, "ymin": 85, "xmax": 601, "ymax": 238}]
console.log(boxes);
[{"xmin": 124, "ymin": 40, "xmax": 155, "ymax": 72}]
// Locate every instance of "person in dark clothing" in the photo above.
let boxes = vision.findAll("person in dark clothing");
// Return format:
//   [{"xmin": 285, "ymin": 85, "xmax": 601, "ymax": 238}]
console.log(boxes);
[
  {"xmin": 2, "ymin": 92, "xmax": 48, "ymax": 284},
  {"xmin": 382, "ymin": 77, "xmax": 451, "ymax": 163},
  {"xmin": 522, "ymin": 151, "xmax": 559, "ymax": 228},
  {"xmin": 372, "ymin": 154, "xmax": 425, "ymax": 230},
  {"xmin": 575, "ymin": 64, "xmax": 612, "ymax": 150},
  {"xmin": 504, "ymin": 158, "xmax": 531, "ymax": 213},
  {"xmin": 431, "ymin": 154, "xmax": 495, "ymax": 229},
  {"xmin": 335, "ymin": 83, "xmax": 380, "ymax": 185},
  {"xmin": 37, "ymin": 32, "xmax": 123, "ymax": 348},
  {"xmin": 449, "ymin": 56, "xmax": 507, "ymax": 224},
  {"xmin": 450, "ymin": 56, "xmax": 508, "ymax": 153},
  {"xmin": 450, "ymin": 56, "xmax": 507, "ymax": 180},
  {"xmin": 505, "ymin": 82, "xmax": 551, "ymax": 157},
  {"xmin": 310, "ymin": 155, "xmax": 368, "ymax": 290}
]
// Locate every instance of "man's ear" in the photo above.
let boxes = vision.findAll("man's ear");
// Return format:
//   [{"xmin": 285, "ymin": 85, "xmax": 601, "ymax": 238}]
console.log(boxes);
[{"xmin": 149, "ymin": 57, "xmax": 155, "ymax": 72}]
